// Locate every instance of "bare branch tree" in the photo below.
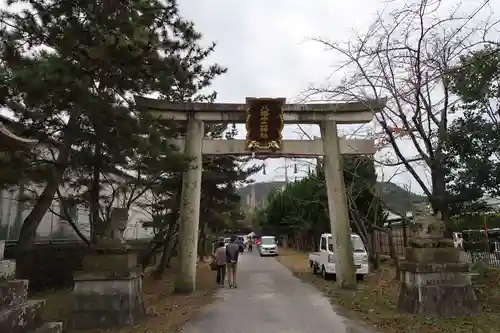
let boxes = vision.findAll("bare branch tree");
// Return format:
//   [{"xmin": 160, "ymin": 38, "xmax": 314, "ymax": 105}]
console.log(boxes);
[{"xmin": 307, "ymin": 0, "xmax": 497, "ymax": 226}]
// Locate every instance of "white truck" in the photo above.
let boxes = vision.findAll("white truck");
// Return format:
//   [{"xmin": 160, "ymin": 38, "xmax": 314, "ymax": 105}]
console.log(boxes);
[{"xmin": 308, "ymin": 233, "xmax": 369, "ymax": 280}]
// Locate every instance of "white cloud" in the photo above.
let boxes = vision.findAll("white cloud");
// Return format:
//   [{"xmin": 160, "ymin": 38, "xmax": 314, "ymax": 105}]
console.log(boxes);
[
  {"xmin": 3, "ymin": 0, "xmax": 497, "ymax": 196},
  {"xmin": 178, "ymin": 0, "xmax": 429, "ymax": 191},
  {"xmin": 176, "ymin": 0, "xmax": 500, "ymax": 196}
]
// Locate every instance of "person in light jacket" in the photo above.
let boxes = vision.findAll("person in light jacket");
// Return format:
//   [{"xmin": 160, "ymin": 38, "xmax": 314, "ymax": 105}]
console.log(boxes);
[{"xmin": 213, "ymin": 241, "xmax": 227, "ymax": 287}]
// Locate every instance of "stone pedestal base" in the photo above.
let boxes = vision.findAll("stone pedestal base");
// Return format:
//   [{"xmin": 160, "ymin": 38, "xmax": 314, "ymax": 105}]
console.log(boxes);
[
  {"xmin": 0, "ymin": 241, "xmax": 63, "ymax": 333},
  {"xmin": 71, "ymin": 252, "xmax": 145, "ymax": 329},
  {"xmin": 398, "ymin": 247, "xmax": 479, "ymax": 317}
]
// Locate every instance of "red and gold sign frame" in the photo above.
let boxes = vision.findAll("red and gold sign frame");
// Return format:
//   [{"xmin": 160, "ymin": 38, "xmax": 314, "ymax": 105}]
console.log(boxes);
[{"xmin": 245, "ymin": 97, "xmax": 285, "ymax": 151}]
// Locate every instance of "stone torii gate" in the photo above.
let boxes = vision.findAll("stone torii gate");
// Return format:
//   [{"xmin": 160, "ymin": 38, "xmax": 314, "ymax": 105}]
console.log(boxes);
[{"xmin": 135, "ymin": 96, "xmax": 386, "ymax": 292}]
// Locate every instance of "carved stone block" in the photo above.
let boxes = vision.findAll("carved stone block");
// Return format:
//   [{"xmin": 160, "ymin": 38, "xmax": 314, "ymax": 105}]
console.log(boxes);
[
  {"xmin": 0, "ymin": 241, "xmax": 63, "ymax": 333},
  {"xmin": 398, "ymin": 247, "xmax": 479, "ymax": 317},
  {"xmin": 82, "ymin": 251, "xmax": 138, "ymax": 273},
  {"xmin": 71, "ymin": 253, "xmax": 145, "ymax": 329},
  {"xmin": 404, "ymin": 247, "xmax": 461, "ymax": 263}
]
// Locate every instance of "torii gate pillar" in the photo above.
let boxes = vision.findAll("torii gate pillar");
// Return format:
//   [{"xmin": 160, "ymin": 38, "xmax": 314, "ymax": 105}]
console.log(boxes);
[
  {"xmin": 135, "ymin": 95, "xmax": 386, "ymax": 293},
  {"xmin": 321, "ymin": 121, "xmax": 356, "ymax": 289},
  {"xmin": 176, "ymin": 116, "xmax": 204, "ymax": 293}
]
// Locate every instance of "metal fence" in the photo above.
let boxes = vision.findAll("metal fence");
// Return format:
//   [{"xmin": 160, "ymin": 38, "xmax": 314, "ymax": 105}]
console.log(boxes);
[{"xmin": 461, "ymin": 250, "xmax": 500, "ymax": 267}]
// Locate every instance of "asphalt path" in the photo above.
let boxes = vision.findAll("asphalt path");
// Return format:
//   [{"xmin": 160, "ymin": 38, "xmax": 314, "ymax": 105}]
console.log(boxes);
[{"xmin": 181, "ymin": 251, "xmax": 377, "ymax": 333}]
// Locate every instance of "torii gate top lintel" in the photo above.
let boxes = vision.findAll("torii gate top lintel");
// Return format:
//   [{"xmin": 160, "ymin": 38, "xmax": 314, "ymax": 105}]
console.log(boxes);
[
  {"xmin": 148, "ymin": 95, "xmax": 388, "ymax": 291},
  {"xmin": 134, "ymin": 96, "xmax": 387, "ymax": 125}
]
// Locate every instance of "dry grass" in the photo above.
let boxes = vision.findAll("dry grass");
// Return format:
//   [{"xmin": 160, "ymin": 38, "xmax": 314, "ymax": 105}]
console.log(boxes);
[
  {"xmin": 34, "ymin": 259, "xmax": 218, "ymax": 333},
  {"xmin": 277, "ymin": 248, "xmax": 500, "ymax": 333}
]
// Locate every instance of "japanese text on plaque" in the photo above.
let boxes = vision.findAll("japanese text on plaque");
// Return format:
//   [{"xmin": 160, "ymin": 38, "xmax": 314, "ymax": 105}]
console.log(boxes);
[{"xmin": 245, "ymin": 98, "xmax": 284, "ymax": 151}]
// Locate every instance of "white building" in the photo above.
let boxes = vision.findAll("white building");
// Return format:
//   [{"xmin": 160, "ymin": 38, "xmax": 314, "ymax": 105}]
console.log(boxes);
[{"xmin": 0, "ymin": 146, "xmax": 155, "ymax": 242}]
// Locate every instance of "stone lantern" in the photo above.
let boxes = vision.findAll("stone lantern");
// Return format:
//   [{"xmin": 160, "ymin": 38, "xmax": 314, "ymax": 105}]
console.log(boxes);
[{"xmin": 397, "ymin": 203, "xmax": 479, "ymax": 316}]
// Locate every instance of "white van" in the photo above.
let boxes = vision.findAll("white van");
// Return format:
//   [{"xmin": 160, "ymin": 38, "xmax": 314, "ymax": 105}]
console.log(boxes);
[
  {"xmin": 308, "ymin": 233, "xmax": 369, "ymax": 280},
  {"xmin": 259, "ymin": 235, "xmax": 279, "ymax": 256}
]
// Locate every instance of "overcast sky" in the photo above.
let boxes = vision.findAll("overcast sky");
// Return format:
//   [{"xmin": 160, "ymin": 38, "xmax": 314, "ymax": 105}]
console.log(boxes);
[
  {"xmin": 2, "ymin": 0, "xmax": 497, "ymax": 195},
  {"xmin": 177, "ymin": 0, "xmax": 427, "ymax": 192}
]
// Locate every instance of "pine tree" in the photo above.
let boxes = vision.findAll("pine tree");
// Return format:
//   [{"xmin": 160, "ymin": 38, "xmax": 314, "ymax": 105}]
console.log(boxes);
[
  {"xmin": 0, "ymin": 0, "xmax": 225, "ymax": 249},
  {"xmin": 141, "ymin": 123, "xmax": 262, "ymax": 277}
]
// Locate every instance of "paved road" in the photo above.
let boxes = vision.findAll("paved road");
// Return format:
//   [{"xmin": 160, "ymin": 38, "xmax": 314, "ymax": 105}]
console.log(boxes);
[{"xmin": 182, "ymin": 251, "xmax": 376, "ymax": 333}]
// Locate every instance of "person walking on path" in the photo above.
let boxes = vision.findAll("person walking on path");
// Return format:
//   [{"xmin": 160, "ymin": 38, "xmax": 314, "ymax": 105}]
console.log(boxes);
[
  {"xmin": 212, "ymin": 240, "xmax": 227, "ymax": 287},
  {"xmin": 225, "ymin": 235, "xmax": 240, "ymax": 288},
  {"xmin": 236, "ymin": 236, "xmax": 244, "ymax": 254}
]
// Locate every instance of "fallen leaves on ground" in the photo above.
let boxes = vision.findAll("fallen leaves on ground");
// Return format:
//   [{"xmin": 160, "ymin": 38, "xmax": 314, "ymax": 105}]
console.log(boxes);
[
  {"xmin": 35, "ymin": 259, "xmax": 218, "ymax": 333},
  {"xmin": 277, "ymin": 248, "xmax": 500, "ymax": 333}
]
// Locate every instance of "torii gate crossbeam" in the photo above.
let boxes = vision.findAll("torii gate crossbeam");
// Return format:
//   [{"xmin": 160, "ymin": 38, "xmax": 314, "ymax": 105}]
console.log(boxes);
[{"xmin": 136, "ymin": 96, "xmax": 386, "ymax": 293}]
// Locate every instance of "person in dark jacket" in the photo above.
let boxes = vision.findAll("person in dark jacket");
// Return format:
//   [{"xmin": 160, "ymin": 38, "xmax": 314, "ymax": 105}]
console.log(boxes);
[
  {"xmin": 225, "ymin": 235, "xmax": 240, "ymax": 288},
  {"xmin": 236, "ymin": 237, "xmax": 244, "ymax": 254}
]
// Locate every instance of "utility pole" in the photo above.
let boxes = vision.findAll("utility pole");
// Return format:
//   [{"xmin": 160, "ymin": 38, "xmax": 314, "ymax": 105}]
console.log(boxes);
[
  {"xmin": 284, "ymin": 157, "xmax": 288, "ymax": 184},
  {"xmin": 273, "ymin": 158, "xmax": 298, "ymax": 184}
]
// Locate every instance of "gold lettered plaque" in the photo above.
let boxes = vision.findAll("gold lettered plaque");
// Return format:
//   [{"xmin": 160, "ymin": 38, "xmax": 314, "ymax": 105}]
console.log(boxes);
[{"xmin": 245, "ymin": 97, "xmax": 285, "ymax": 151}]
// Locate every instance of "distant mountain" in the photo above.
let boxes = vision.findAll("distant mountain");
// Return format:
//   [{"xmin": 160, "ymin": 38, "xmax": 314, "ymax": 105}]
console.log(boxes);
[
  {"xmin": 374, "ymin": 182, "xmax": 427, "ymax": 215},
  {"xmin": 237, "ymin": 180, "xmax": 427, "ymax": 216},
  {"xmin": 237, "ymin": 181, "xmax": 286, "ymax": 208}
]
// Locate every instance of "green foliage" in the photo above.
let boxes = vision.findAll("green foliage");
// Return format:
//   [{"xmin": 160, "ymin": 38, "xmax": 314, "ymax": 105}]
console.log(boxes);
[
  {"xmin": 255, "ymin": 157, "xmax": 385, "ymax": 240},
  {"xmin": 452, "ymin": 214, "xmax": 500, "ymax": 231},
  {"xmin": 470, "ymin": 261, "xmax": 489, "ymax": 277},
  {"xmin": 446, "ymin": 46, "xmax": 500, "ymax": 216},
  {"xmin": 239, "ymin": 181, "xmax": 426, "ymax": 217},
  {"xmin": 0, "ymin": 0, "xmax": 230, "ymax": 245},
  {"xmin": 139, "ymin": 124, "xmax": 261, "ymax": 239},
  {"xmin": 263, "ymin": 172, "xmax": 328, "ymax": 235},
  {"xmin": 200, "ymin": 124, "xmax": 262, "ymax": 233}
]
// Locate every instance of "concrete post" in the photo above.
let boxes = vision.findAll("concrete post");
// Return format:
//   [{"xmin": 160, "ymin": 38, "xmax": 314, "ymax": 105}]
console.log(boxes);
[
  {"xmin": 175, "ymin": 116, "xmax": 204, "ymax": 293},
  {"xmin": 320, "ymin": 121, "xmax": 357, "ymax": 289}
]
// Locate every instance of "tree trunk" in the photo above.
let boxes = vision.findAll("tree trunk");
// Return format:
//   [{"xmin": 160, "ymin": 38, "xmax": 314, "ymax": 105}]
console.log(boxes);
[
  {"xmin": 139, "ymin": 233, "xmax": 164, "ymax": 269},
  {"xmin": 166, "ymin": 235, "xmax": 179, "ymax": 269},
  {"xmin": 370, "ymin": 230, "xmax": 380, "ymax": 271},
  {"xmin": 90, "ymin": 142, "xmax": 102, "ymax": 244},
  {"xmin": 431, "ymin": 148, "xmax": 453, "ymax": 237},
  {"xmin": 153, "ymin": 225, "xmax": 179, "ymax": 279},
  {"xmin": 153, "ymin": 237, "xmax": 170, "ymax": 279},
  {"xmin": 197, "ymin": 221, "xmax": 206, "ymax": 261},
  {"xmin": 143, "ymin": 185, "xmax": 183, "ymax": 271},
  {"xmin": 56, "ymin": 188, "xmax": 90, "ymax": 244},
  {"xmin": 17, "ymin": 115, "xmax": 77, "ymax": 251}
]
